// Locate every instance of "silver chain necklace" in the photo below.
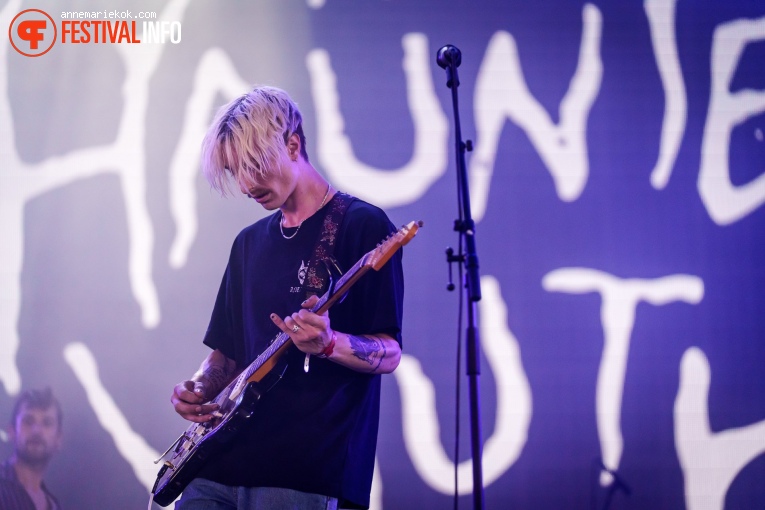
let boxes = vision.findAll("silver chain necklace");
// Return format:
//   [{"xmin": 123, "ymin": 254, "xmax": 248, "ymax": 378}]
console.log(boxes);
[{"xmin": 279, "ymin": 184, "xmax": 332, "ymax": 240}]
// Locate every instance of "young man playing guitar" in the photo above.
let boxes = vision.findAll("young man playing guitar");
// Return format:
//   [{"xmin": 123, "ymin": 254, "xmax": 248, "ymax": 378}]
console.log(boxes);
[{"xmin": 169, "ymin": 86, "xmax": 404, "ymax": 509}]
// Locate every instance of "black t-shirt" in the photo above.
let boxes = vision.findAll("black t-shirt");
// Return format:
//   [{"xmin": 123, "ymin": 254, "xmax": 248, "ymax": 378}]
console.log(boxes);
[
  {"xmin": 0, "ymin": 460, "xmax": 61, "ymax": 510},
  {"xmin": 198, "ymin": 196, "xmax": 404, "ymax": 509}
]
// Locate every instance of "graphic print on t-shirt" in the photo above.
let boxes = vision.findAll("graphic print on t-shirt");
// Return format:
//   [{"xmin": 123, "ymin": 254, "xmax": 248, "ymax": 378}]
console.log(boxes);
[{"xmin": 297, "ymin": 260, "xmax": 308, "ymax": 285}]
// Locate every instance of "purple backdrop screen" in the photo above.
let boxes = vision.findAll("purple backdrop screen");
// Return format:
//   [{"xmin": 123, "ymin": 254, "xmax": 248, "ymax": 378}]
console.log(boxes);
[{"xmin": 1, "ymin": 0, "xmax": 764, "ymax": 508}]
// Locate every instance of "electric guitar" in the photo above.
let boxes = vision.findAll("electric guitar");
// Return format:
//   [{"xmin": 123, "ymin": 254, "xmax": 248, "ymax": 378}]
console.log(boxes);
[{"xmin": 151, "ymin": 220, "xmax": 422, "ymax": 507}]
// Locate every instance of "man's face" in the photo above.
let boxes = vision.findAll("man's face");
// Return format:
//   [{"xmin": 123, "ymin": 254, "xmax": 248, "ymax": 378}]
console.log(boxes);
[
  {"xmin": 242, "ymin": 150, "xmax": 298, "ymax": 211},
  {"xmin": 10, "ymin": 403, "xmax": 62, "ymax": 466}
]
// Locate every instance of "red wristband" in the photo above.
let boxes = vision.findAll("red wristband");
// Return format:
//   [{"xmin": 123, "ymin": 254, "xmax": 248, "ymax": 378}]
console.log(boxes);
[{"xmin": 317, "ymin": 332, "xmax": 336, "ymax": 358}]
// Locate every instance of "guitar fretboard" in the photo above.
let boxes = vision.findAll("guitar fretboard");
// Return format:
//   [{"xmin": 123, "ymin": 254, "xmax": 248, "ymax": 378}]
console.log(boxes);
[{"xmin": 228, "ymin": 251, "xmax": 371, "ymax": 400}]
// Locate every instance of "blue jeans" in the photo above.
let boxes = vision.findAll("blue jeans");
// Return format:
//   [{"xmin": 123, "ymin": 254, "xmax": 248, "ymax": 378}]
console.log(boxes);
[{"xmin": 174, "ymin": 478, "xmax": 338, "ymax": 510}]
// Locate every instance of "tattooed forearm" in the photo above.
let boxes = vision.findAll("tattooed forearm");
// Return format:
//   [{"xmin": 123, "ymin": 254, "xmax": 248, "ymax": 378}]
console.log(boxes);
[
  {"xmin": 349, "ymin": 335, "xmax": 379, "ymax": 365},
  {"xmin": 196, "ymin": 363, "xmax": 234, "ymax": 398},
  {"xmin": 349, "ymin": 335, "xmax": 387, "ymax": 373}
]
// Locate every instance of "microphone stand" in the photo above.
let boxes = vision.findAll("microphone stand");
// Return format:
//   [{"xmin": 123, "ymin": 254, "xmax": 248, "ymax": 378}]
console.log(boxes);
[{"xmin": 438, "ymin": 44, "xmax": 486, "ymax": 510}]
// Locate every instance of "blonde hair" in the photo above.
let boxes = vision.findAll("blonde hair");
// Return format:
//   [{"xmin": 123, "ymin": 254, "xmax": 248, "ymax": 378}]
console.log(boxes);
[{"xmin": 201, "ymin": 85, "xmax": 307, "ymax": 195}]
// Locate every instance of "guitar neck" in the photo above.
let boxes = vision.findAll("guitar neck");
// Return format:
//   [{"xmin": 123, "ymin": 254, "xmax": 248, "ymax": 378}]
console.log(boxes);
[
  {"xmin": 314, "ymin": 253, "xmax": 371, "ymax": 314},
  {"xmin": 225, "ymin": 254, "xmax": 371, "ymax": 397}
]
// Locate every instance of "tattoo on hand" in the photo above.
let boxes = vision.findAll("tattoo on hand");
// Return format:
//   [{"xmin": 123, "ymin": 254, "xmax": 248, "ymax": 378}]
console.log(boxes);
[{"xmin": 350, "ymin": 335, "xmax": 387, "ymax": 373}]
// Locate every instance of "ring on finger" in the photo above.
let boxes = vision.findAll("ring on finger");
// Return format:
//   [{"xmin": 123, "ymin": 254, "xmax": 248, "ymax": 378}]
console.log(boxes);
[{"xmin": 292, "ymin": 324, "xmax": 300, "ymax": 333}]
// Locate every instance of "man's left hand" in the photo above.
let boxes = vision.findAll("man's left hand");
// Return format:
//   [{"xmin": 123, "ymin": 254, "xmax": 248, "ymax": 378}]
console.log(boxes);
[{"xmin": 270, "ymin": 295, "xmax": 333, "ymax": 356}]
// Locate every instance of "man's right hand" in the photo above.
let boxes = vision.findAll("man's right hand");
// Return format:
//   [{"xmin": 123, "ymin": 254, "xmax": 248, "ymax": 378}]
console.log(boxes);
[{"xmin": 171, "ymin": 380, "xmax": 220, "ymax": 423}]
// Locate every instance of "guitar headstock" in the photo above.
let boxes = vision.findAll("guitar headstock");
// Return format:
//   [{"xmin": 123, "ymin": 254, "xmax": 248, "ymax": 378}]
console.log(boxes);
[{"xmin": 368, "ymin": 220, "xmax": 423, "ymax": 271}]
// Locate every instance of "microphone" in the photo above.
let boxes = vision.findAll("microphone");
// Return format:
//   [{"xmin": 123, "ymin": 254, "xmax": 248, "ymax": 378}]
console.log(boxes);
[
  {"xmin": 436, "ymin": 44, "xmax": 462, "ymax": 88},
  {"xmin": 436, "ymin": 44, "xmax": 462, "ymax": 69}
]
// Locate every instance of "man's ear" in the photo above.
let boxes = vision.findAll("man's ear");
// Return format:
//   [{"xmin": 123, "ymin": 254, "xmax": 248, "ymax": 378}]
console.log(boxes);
[{"xmin": 286, "ymin": 133, "xmax": 301, "ymax": 161}]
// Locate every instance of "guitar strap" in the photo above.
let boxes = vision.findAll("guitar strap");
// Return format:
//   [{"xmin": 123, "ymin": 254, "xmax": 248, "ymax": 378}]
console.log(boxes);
[{"xmin": 303, "ymin": 191, "xmax": 355, "ymax": 299}]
